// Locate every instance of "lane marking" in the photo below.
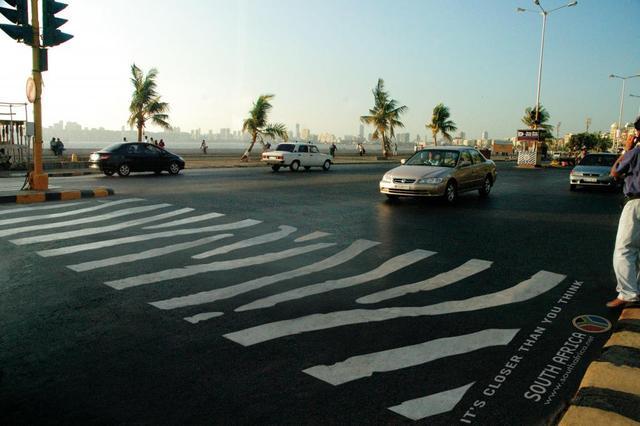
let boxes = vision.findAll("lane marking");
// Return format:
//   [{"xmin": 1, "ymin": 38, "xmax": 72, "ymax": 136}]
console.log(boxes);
[
  {"xmin": 223, "ymin": 271, "xmax": 566, "ymax": 346},
  {"xmin": 36, "ymin": 219, "xmax": 262, "ymax": 257},
  {"xmin": 184, "ymin": 312, "xmax": 224, "ymax": 324},
  {"xmin": 143, "ymin": 212, "xmax": 224, "ymax": 229},
  {"xmin": 388, "ymin": 383, "xmax": 475, "ymax": 421},
  {"xmin": 0, "ymin": 201, "xmax": 88, "ymax": 215},
  {"xmin": 149, "ymin": 239, "xmax": 380, "ymax": 310},
  {"xmin": 192, "ymin": 225, "xmax": 297, "ymax": 259},
  {"xmin": 0, "ymin": 198, "xmax": 142, "ymax": 226},
  {"xmin": 105, "ymin": 242, "xmax": 336, "ymax": 291},
  {"xmin": 67, "ymin": 234, "xmax": 234, "ymax": 272},
  {"xmin": 303, "ymin": 329, "xmax": 518, "ymax": 385},
  {"xmin": 357, "ymin": 259, "xmax": 493, "ymax": 304},
  {"xmin": 235, "ymin": 249, "xmax": 435, "ymax": 312},
  {"xmin": 295, "ymin": 231, "xmax": 331, "ymax": 243},
  {"xmin": 10, "ymin": 208, "xmax": 192, "ymax": 245},
  {"xmin": 1, "ymin": 204, "xmax": 174, "ymax": 237}
]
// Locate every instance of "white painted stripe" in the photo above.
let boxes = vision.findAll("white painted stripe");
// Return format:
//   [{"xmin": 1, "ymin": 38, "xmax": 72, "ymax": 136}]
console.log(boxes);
[
  {"xmin": 388, "ymin": 383, "xmax": 475, "ymax": 421},
  {"xmin": 303, "ymin": 329, "xmax": 518, "ymax": 386},
  {"xmin": 35, "ymin": 219, "xmax": 262, "ymax": 257},
  {"xmin": 184, "ymin": 312, "xmax": 224, "ymax": 324},
  {"xmin": 149, "ymin": 239, "xmax": 380, "ymax": 310},
  {"xmin": 235, "ymin": 249, "xmax": 435, "ymax": 312},
  {"xmin": 357, "ymin": 259, "xmax": 493, "ymax": 304},
  {"xmin": 143, "ymin": 212, "xmax": 224, "ymax": 229},
  {"xmin": 1, "ymin": 204, "xmax": 174, "ymax": 237},
  {"xmin": 0, "ymin": 198, "xmax": 142, "ymax": 225},
  {"xmin": 192, "ymin": 225, "xmax": 297, "ymax": 259},
  {"xmin": 0, "ymin": 201, "xmax": 88, "ymax": 215},
  {"xmin": 105, "ymin": 242, "xmax": 336, "ymax": 291},
  {"xmin": 223, "ymin": 271, "xmax": 566, "ymax": 346},
  {"xmin": 67, "ymin": 234, "xmax": 233, "ymax": 272},
  {"xmin": 295, "ymin": 231, "xmax": 331, "ymax": 243},
  {"xmin": 10, "ymin": 208, "xmax": 192, "ymax": 245}
]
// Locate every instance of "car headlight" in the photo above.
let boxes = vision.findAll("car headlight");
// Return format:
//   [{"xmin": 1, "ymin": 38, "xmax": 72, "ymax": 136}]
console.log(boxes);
[
  {"xmin": 381, "ymin": 174, "xmax": 392, "ymax": 183},
  {"xmin": 418, "ymin": 177, "xmax": 443, "ymax": 184},
  {"xmin": 89, "ymin": 153, "xmax": 99, "ymax": 161}
]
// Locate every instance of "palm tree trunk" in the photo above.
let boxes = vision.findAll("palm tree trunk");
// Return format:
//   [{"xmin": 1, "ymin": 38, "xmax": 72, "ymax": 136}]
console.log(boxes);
[
  {"xmin": 380, "ymin": 133, "xmax": 387, "ymax": 157},
  {"xmin": 432, "ymin": 130, "xmax": 438, "ymax": 147},
  {"xmin": 241, "ymin": 134, "xmax": 257, "ymax": 162},
  {"xmin": 137, "ymin": 124, "xmax": 143, "ymax": 142}
]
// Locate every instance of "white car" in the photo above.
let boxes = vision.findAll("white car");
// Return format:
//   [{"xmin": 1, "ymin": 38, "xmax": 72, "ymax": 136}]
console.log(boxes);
[{"xmin": 261, "ymin": 143, "xmax": 332, "ymax": 172}]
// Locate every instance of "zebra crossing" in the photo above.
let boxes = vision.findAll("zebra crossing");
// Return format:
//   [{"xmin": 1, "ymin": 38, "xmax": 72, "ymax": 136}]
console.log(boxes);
[{"xmin": 0, "ymin": 197, "xmax": 568, "ymax": 422}]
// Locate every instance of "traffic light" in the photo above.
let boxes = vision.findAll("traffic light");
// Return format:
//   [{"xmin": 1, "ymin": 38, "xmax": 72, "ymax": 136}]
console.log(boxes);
[
  {"xmin": 0, "ymin": 0, "xmax": 33, "ymax": 45},
  {"xmin": 42, "ymin": 0, "xmax": 72, "ymax": 47}
]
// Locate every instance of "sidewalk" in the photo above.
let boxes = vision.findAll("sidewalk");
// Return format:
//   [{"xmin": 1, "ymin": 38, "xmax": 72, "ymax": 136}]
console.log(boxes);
[{"xmin": 559, "ymin": 306, "xmax": 640, "ymax": 425}]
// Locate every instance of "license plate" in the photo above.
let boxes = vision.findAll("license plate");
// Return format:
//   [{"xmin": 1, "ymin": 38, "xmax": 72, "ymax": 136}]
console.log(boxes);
[
  {"xmin": 395, "ymin": 184, "xmax": 410, "ymax": 190},
  {"xmin": 583, "ymin": 177, "xmax": 598, "ymax": 183}
]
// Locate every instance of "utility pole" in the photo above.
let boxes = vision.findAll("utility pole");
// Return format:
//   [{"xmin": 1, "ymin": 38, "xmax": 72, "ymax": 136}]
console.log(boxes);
[
  {"xmin": 29, "ymin": 0, "xmax": 46, "ymax": 190},
  {"xmin": 585, "ymin": 117, "xmax": 591, "ymax": 133}
]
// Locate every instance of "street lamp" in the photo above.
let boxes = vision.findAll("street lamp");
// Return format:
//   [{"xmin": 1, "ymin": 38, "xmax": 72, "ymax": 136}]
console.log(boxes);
[
  {"xmin": 517, "ymin": 1, "xmax": 578, "ymax": 126},
  {"xmin": 631, "ymin": 93, "xmax": 640, "ymax": 117},
  {"xmin": 610, "ymin": 74, "xmax": 640, "ymax": 137}
]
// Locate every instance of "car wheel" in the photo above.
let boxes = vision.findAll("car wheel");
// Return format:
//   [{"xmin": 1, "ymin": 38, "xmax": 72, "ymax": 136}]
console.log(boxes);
[
  {"xmin": 103, "ymin": 169, "xmax": 115, "ymax": 176},
  {"xmin": 168, "ymin": 161, "xmax": 181, "ymax": 175},
  {"xmin": 117, "ymin": 163, "xmax": 131, "ymax": 177},
  {"xmin": 271, "ymin": 165, "xmax": 280, "ymax": 172},
  {"xmin": 444, "ymin": 181, "xmax": 457, "ymax": 204},
  {"xmin": 322, "ymin": 160, "xmax": 331, "ymax": 171},
  {"xmin": 570, "ymin": 184, "xmax": 576, "ymax": 191},
  {"xmin": 290, "ymin": 161, "xmax": 300, "ymax": 172},
  {"xmin": 479, "ymin": 176, "xmax": 492, "ymax": 197}
]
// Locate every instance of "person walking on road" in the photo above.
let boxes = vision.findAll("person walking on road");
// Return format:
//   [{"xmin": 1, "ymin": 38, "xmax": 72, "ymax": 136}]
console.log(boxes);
[
  {"xmin": 608, "ymin": 115, "xmax": 640, "ymax": 308},
  {"xmin": 201, "ymin": 139, "xmax": 208, "ymax": 154},
  {"xmin": 329, "ymin": 143, "xmax": 337, "ymax": 158}
]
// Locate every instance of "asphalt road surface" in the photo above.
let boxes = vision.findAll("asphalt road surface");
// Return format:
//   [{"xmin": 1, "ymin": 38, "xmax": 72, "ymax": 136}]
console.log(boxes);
[{"xmin": 0, "ymin": 163, "xmax": 623, "ymax": 424}]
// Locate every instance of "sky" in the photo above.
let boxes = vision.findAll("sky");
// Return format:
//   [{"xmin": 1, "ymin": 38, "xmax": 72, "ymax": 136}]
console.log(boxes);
[{"xmin": 0, "ymin": 0, "xmax": 639, "ymax": 140}]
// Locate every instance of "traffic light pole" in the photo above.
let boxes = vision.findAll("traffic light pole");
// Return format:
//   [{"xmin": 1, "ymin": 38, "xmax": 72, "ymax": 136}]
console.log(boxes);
[{"xmin": 28, "ymin": 0, "xmax": 47, "ymax": 190}]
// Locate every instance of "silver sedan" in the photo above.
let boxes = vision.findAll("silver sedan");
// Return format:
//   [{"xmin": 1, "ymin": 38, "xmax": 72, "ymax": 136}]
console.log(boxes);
[{"xmin": 569, "ymin": 153, "xmax": 620, "ymax": 191}]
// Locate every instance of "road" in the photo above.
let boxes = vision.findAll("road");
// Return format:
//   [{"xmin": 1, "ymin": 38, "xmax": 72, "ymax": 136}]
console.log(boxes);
[{"xmin": 0, "ymin": 162, "xmax": 623, "ymax": 424}]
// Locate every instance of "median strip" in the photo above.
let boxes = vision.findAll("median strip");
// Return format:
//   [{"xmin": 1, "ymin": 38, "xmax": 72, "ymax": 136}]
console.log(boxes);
[{"xmin": 0, "ymin": 187, "xmax": 114, "ymax": 204}]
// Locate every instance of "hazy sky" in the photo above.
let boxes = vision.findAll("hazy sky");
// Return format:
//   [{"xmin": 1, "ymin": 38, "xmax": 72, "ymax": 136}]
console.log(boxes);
[{"xmin": 0, "ymin": 0, "xmax": 638, "ymax": 139}]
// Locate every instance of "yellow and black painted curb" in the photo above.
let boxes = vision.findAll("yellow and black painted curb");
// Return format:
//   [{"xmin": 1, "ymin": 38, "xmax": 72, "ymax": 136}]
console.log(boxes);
[
  {"xmin": 560, "ymin": 306, "xmax": 640, "ymax": 425},
  {"xmin": 0, "ymin": 187, "xmax": 114, "ymax": 204}
]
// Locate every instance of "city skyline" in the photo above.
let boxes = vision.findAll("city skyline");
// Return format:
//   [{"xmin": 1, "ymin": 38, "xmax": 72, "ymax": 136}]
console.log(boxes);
[{"xmin": 0, "ymin": 0, "xmax": 638, "ymax": 140}]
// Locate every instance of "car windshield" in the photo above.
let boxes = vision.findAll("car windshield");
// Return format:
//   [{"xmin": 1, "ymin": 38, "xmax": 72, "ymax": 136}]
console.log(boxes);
[
  {"xmin": 276, "ymin": 144, "xmax": 295, "ymax": 152},
  {"xmin": 579, "ymin": 154, "xmax": 616, "ymax": 167},
  {"xmin": 405, "ymin": 150, "xmax": 460, "ymax": 168},
  {"xmin": 102, "ymin": 143, "xmax": 124, "ymax": 152}
]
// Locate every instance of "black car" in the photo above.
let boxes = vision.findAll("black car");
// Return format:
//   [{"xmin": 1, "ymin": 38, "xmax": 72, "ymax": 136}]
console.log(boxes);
[{"xmin": 88, "ymin": 143, "xmax": 185, "ymax": 176}]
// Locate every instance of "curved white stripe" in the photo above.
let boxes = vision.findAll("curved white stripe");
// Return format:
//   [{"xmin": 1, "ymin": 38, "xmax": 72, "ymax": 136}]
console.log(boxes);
[
  {"xmin": 235, "ymin": 249, "xmax": 435, "ymax": 312},
  {"xmin": 295, "ymin": 231, "xmax": 331, "ymax": 243},
  {"xmin": 388, "ymin": 383, "xmax": 475, "ymax": 421},
  {"xmin": 143, "ymin": 212, "xmax": 224, "ymax": 229},
  {"xmin": 223, "ymin": 271, "xmax": 566, "ymax": 346},
  {"xmin": 36, "ymin": 219, "xmax": 262, "ymax": 257},
  {"xmin": 10, "ymin": 208, "xmax": 192, "ymax": 245},
  {"xmin": 192, "ymin": 225, "xmax": 297, "ymax": 259},
  {"xmin": 67, "ymin": 234, "xmax": 233, "ymax": 272},
  {"xmin": 0, "ymin": 198, "xmax": 142, "ymax": 225},
  {"xmin": 149, "ymin": 239, "xmax": 380, "ymax": 310},
  {"xmin": 105, "ymin": 242, "xmax": 336, "ymax": 290},
  {"xmin": 303, "ymin": 329, "xmax": 518, "ymax": 385},
  {"xmin": 0, "ymin": 201, "xmax": 87, "ymax": 215},
  {"xmin": 184, "ymin": 312, "xmax": 224, "ymax": 324},
  {"xmin": 357, "ymin": 259, "xmax": 493, "ymax": 304},
  {"xmin": 1, "ymin": 203, "xmax": 172, "ymax": 237}
]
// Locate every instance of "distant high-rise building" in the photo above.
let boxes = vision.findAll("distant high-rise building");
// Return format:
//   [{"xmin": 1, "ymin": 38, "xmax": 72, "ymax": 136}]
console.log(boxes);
[
  {"xmin": 288, "ymin": 130, "xmax": 294, "ymax": 140},
  {"xmin": 220, "ymin": 128, "xmax": 231, "ymax": 140},
  {"xmin": 296, "ymin": 123, "xmax": 300, "ymax": 139},
  {"xmin": 301, "ymin": 128, "xmax": 310, "ymax": 140},
  {"xmin": 359, "ymin": 124, "xmax": 364, "ymax": 139},
  {"xmin": 481, "ymin": 130, "xmax": 488, "ymax": 140},
  {"xmin": 459, "ymin": 131, "xmax": 466, "ymax": 140}
]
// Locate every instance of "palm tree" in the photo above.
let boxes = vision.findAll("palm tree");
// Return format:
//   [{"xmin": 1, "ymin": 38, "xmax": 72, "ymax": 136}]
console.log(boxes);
[
  {"xmin": 426, "ymin": 103, "xmax": 457, "ymax": 146},
  {"xmin": 360, "ymin": 78, "xmax": 407, "ymax": 157},
  {"xmin": 521, "ymin": 105, "xmax": 553, "ymax": 134},
  {"xmin": 240, "ymin": 94, "xmax": 288, "ymax": 161},
  {"xmin": 127, "ymin": 64, "xmax": 171, "ymax": 142}
]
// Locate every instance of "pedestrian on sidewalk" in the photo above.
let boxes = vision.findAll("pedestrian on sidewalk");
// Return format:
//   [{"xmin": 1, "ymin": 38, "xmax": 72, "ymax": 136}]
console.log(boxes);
[
  {"xmin": 201, "ymin": 139, "xmax": 208, "ymax": 154},
  {"xmin": 608, "ymin": 115, "xmax": 640, "ymax": 308},
  {"xmin": 329, "ymin": 143, "xmax": 337, "ymax": 157}
]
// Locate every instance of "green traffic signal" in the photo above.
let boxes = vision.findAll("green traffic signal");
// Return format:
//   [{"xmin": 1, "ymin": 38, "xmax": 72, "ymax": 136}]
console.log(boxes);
[
  {"xmin": 0, "ymin": 0, "xmax": 31, "ymax": 44},
  {"xmin": 42, "ymin": 0, "xmax": 72, "ymax": 47}
]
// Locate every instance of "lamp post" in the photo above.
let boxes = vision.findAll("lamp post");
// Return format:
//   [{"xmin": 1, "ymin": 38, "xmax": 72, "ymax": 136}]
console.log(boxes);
[
  {"xmin": 610, "ymin": 75, "xmax": 640, "ymax": 144},
  {"xmin": 631, "ymin": 94, "xmax": 640, "ymax": 117},
  {"xmin": 517, "ymin": 1, "xmax": 578, "ymax": 126}
]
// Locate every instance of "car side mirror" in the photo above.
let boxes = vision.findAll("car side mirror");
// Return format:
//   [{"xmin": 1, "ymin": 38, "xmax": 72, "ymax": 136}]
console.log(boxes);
[
  {"xmin": 459, "ymin": 160, "xmax": 471, "ymax": 168},
  {"xmin": 400, "ymin": 159, "xmax": 406, "ymax": 165}
]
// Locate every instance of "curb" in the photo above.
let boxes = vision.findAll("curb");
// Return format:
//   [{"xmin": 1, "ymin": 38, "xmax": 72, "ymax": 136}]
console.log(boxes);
[
  {"xmin": 559, "ymin": 306, "xmax": 640, "ymax": 425},
  {"xmin": 0, "ymin": 187, "xmax": 115, "ymax": 204},
  {"xmin": 47, "ymin": 171, "xmax": 99, "ymax": 177}
]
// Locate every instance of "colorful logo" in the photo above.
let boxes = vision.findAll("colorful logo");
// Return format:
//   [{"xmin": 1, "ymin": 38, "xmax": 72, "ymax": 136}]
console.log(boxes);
[{"xmin": 572, "ymin": 315, "xmax": 612, "ymax": 333}]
